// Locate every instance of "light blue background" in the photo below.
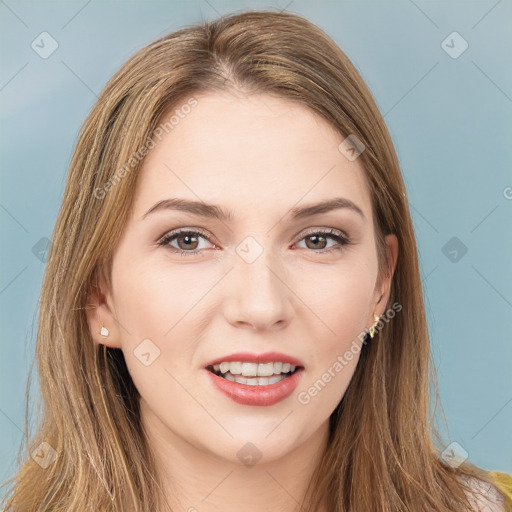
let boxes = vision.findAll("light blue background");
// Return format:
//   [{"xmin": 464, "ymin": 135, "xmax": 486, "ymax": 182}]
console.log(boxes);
[{"xmin": 1, "ymin": 0, "xmax": 511, "ymax": 491}]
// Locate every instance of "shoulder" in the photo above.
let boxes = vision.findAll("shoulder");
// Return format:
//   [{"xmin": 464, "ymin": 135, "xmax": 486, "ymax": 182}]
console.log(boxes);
[{"xmin": 461, "ymin": 474, "xmax": 511, "ymax": 512}]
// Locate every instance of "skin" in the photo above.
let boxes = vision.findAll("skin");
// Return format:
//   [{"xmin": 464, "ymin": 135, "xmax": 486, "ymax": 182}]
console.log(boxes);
[{"xmin": 87, "ymin": 91, "xmax": 398, "ymax": 512}]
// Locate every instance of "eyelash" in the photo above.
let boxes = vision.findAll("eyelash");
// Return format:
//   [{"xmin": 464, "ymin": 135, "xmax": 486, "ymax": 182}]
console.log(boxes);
[{"xmin": 157, "ymin": 227, "xmax": 350, "ymax": 257}]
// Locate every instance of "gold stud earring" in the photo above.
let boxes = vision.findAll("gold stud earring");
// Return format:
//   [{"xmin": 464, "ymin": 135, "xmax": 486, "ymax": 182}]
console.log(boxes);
[
  {"xmin": 100, "ymin": 326, "xmax": 109, "ymax": 338},
  {"xmin": 369, "ymin": 314, "xmax": 380, "ymax": 339}
]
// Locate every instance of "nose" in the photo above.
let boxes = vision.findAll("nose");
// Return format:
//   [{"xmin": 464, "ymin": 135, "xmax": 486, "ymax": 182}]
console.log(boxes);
[{"xmin": 223, "ymin": 246, "xmax": 293, "ymax": 332}]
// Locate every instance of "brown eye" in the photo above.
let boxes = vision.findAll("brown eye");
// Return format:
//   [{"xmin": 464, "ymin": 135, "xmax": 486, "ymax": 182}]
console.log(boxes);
[
  {"xmin": 158, "ymin": 229, "xmax": 213, "ymax": 256},
  {"xmin": 174, "ymin": 233, "xmax": 200, "ymax": 251},
  {"xmin": 297, "ymin": 229, "xmax": 349, "ymax": 254},
  {"xmin": 304, "ymin": 234, "xmax": 328, "ymax": 250}
]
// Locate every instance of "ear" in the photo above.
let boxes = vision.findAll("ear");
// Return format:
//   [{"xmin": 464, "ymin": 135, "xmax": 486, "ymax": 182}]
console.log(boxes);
[
  {"xmin": 373, "ymin": 233, "xmax": 399, "ymax": 316},
  {"xmin": 85, "ymin": 271, "xmax": 122, "ymax": 349}
]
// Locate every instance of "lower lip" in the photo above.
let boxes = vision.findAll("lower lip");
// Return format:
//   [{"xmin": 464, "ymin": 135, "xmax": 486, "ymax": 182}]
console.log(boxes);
[{"xmin": 205, "ymin": 368, "xmax": 304, "ymax": 406}]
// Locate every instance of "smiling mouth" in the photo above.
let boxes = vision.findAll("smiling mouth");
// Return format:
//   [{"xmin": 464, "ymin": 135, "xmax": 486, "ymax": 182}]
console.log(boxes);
[{"xmin": 206, "ymin": 361, "xmax": 302, "ymax": 386}]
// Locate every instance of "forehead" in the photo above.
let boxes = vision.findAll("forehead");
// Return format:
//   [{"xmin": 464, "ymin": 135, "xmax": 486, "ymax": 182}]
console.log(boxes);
[{"xmin": 133, "ymin": 92, "xmax": 372, "ymax": 221}]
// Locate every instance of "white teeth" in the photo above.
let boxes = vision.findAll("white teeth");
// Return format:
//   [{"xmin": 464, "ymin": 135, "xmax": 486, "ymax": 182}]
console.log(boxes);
[
  {"xmin": 258, "ymin": 362, "xmax": 274, "ymax": 376},
  {"xmin": 241, "ymin": 362, "xmax": 258, "ymax": 377},
  {"xmin": 229, "ymin": 361, "xmax": 243, "ymax": 375},
  {"xmin": 214, "ymin": 368, "xmax": 293, "ymax": 386},
  {"xmin": 213, "ymin": 361, "xmax": 296, "ymax": 377},
  {"xmin": 228, "ymin": 373, "xmax": 287, "ymax": 386},
  {"xmin": 210, "ymin": 360, "xmax": 300, "ymax": 380}
]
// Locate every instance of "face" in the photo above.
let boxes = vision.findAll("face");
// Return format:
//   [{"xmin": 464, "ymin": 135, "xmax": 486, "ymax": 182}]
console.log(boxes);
[{"xmin": 88, "ymin": 92, "xmax": 398, "ymax": 466}]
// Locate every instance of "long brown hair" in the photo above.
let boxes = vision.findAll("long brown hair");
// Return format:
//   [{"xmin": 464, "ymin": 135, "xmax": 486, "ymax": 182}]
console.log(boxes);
[{"xmin": 1, "ymin": 9, "xmax": 505, "ymax": 511}]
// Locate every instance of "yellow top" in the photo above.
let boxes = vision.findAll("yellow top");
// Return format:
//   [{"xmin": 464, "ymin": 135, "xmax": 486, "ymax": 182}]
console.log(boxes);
[{"xmin": 489, "ymin": 471, "xmax": 512, "ymax": 510}]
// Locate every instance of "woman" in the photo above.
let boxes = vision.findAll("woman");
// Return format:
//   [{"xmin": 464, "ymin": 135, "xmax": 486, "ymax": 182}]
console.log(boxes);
[{"xmin": 1, "ymin": 9, "xmax": 510, "ymax": 512}]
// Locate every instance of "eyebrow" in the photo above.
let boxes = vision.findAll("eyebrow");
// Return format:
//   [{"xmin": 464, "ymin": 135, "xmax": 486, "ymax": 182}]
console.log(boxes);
[{"xmin": 142, "ymin": 197, "xmax": 365, "ymax": 222}]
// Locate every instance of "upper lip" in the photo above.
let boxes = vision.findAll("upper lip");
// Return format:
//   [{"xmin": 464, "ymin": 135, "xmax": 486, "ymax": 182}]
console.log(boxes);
[{"xmin": 204, "ymin": 351, "xmax": 305, "ymax": 368}]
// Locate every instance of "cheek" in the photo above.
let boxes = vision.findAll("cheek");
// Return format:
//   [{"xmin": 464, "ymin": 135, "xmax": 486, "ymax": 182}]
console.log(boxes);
[
  {"xmin": 294, "ymin": 260, "xmax": 375, "ymax": 405},
  {"xmin": 112, "ymin": 255, "xmax": 205, "ymax": 340},
  {"xmin": 112, "ymin": 262, "xmax": 209, "ymax": 423},
  {"xmin": 297, "ymin": 272, "xmax": 373, "ymax": 412},
  {"xmin": 298, "ymin": 259, "xmax": 376, "ymax": 343},
  {"xmin": 110, "ymin": 258, "xmax": 204, "ymax": 396}
]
